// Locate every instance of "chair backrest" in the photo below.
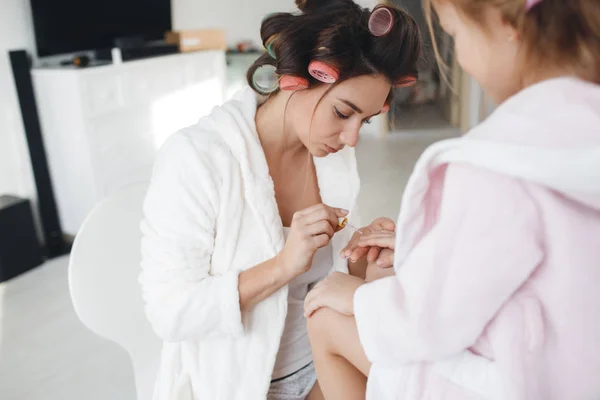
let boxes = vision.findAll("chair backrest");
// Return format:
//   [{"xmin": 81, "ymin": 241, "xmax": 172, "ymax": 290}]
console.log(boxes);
[{"xmin": 68, "ymin": 182, "xmax": 161, "ymax": 400}]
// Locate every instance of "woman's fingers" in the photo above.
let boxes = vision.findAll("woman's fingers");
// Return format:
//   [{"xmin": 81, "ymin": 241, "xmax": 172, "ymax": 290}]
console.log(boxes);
[
  {"xmin": 332, "ymin": 207, "xmax": 350, "ymax": 218},
  {"xmin": 311, "ymin": 233, "xmax": 331, "ymax": 250},
  {"xmin": 305, "ymin": 220, "xmax": 335, "ymax": 239},
  {"xmin": 297, "ymin": 204, "xmax": 348, "ymax": 232},
  {"xmin": 293, "ymin": 203, "xmax": 330, "ymax": 218},
  {"xmin": 297, "ymin": 204, "xmax": 348, "ymax": 220}
]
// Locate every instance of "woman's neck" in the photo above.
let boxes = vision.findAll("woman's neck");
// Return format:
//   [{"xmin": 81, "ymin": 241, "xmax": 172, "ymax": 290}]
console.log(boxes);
[{"xmin": 255, "ymin": 91, "xmax": 307, "ymax": 162}]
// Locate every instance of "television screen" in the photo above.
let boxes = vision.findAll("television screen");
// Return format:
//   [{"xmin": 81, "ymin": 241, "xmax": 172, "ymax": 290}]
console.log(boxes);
[{"xmin": 30, "ymin": 0, "xmax": 172, "ymax": 57}]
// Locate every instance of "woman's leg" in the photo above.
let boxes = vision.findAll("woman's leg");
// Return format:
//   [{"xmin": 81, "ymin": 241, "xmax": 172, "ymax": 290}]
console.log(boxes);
[
  {"xmin": 307, "ymin": 381, "xmax": 324, "ymax": 400},
  {"xmin": 307, "ymin": 308, "xmax": 371, "ymax": 400}
]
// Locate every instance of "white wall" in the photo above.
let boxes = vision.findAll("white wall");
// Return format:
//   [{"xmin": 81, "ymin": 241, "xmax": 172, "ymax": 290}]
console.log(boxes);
[
  {"xmin": 172, "ymin": 0, "xmax": 296, "ymax": 46},
  {"xmin": 0, "ymin": 0, "xmax": 381, "ymax": 201},
  {"xmin": 0, "ymin": 0, "xmax": 36, "ymax": 201},
  {"xmin": 173, "ymin": 0, "xmax": 377, "ymax": 46}
]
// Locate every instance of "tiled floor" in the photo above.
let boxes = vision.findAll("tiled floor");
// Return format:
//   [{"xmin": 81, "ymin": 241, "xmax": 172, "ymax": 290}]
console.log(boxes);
[{"xmin": 0, "ymin": 126, "xmax": 458, "ymax": 400}]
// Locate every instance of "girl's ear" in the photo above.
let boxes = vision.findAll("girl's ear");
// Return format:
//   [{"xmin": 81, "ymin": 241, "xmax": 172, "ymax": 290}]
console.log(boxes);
[{"xmin": 493, "ymin": 7, "xmax": 521, "ymax": 43}]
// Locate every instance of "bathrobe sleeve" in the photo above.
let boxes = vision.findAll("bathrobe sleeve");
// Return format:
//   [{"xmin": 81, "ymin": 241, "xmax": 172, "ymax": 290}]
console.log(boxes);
[
  {"xmin": 354, "ymin": 164, "xmax": 544, "ymax": 366},
  {"xmin": 139, "ymin": 132, "xmax": 244, "ymax": 342}
]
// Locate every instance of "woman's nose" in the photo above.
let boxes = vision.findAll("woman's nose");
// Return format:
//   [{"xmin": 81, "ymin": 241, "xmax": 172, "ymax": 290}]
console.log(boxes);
[{"xmin": 339, "ymin": 122, "xmax": 361, "ymax": 147}]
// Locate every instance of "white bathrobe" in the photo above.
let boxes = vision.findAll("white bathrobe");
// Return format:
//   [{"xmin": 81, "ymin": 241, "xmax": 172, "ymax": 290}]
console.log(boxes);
[{"xmin": 139, "ymin": 88, "xmax": 360, "ymax": 400}]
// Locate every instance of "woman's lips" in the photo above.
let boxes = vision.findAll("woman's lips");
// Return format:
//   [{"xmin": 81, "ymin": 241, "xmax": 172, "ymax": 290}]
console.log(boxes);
[{"xmin": 325, "ymin": 145, "xmax": 340, "ymax": 154}]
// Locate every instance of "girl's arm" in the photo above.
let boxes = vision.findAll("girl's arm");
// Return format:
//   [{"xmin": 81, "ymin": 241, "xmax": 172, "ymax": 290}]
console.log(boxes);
[{"xmin": 353, "ymin": 164, "xmax": 544, "ymax": 365}]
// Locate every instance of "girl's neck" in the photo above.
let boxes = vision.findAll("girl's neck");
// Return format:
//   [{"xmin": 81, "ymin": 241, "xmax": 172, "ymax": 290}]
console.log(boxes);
[
  {"xmin": 255, "ymin": 91, "xmax": 308, "ymax": 163},
  {"xmin": 522, "ymin": 66, "xmax": 580, "ymax": 88}
]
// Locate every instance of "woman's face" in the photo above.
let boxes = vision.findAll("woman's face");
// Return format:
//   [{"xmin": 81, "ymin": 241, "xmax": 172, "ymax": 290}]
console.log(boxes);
[{"xmin": 288, "ymin": 75, "xmax": 392, "ymax": 157}]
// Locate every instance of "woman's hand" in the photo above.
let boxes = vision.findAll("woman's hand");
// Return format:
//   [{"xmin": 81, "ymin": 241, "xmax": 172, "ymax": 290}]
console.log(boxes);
[
  {"xmin": 304, "ymin": 272, "xmax": 364, "ymax": 318},
  {"xmin": 341, "ymin": 217, "xmax": 396, "ymax": 263},
  {"xmin": 279, "ymin": 204, "xmax": 349, "ymax": 280}
]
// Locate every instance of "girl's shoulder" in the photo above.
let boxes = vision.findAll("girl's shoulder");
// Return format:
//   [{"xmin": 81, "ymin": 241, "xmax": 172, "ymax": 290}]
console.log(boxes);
[{"xmin": 467, "ymin": 77, "xmax": 600, "ymax": 147}]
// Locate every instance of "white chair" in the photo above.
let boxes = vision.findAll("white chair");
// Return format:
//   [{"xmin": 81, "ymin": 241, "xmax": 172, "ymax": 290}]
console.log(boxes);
[{"xmin": 68, "ymin": 182, "xmax": 161, "ymax": 400}]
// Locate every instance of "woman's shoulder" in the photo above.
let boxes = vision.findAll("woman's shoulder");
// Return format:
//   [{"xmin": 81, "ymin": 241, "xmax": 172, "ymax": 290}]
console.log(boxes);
[
  {"xmin": 158, "ymin": 122, "xmax": 231, "ymax": 164},
  {"xmin": 152, "ymin": 124, "xmax": 233, "ymax": 188},
  {"xmin": 157, "ymin": 88, "xmax": 258, "ymax": 166}
]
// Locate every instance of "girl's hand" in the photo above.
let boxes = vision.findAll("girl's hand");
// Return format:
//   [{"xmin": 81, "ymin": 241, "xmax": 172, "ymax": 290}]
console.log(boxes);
[
  {"xmin": 374, "ymin": 248, "xmax": 394, "ymax": 269},
  {"xmin": 279, "ymin": 204, "xmax": 348, "ymax": 280},
  {"xmin": 304, "ymin": 272, "xmax": 364, "ymax": 318},
  {"xmin": 341, "ymin": 217, "xmax": 395, "ymax": 263},
  {"xmin": 356, "ymin": 230, "xmax": 396, "ymax": 254}
]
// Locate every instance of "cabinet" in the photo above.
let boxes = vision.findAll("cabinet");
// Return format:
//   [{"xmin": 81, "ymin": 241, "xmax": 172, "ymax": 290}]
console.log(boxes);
[{"xmin": 32, "ymin": 51, "xmax": 227, "ymax": 234}]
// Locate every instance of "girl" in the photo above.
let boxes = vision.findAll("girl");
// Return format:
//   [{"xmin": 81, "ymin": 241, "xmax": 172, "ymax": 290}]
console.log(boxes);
[
  {"xmin": 304, "ymin": 0, "xmax": 600, "ymax": 399},
  {"xmin": 139, "ymin": 1, "xmax": 421, "ymax": 399}
]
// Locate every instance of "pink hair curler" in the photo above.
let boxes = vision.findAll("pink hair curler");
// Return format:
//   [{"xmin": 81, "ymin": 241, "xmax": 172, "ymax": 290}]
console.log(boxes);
[
  {"xmin": 308, "ymin": 60, "xmax": 339, "ymax": 84},
  {"xmin": 369, "ymin": 6, "xmax": 394, "ymax": 37},
  {"xmin": 279, "ymin": 75, "xmax": 309, "ymax": 91},
  {"xmin": 394, "ymin": 75, "xmax": 417, "ymax": 88}
]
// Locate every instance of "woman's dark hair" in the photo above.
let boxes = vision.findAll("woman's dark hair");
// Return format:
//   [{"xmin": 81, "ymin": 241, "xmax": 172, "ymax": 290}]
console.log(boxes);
[{"xmin": 247, "ymin": 0, "xmax": 422, "ymax": 98}]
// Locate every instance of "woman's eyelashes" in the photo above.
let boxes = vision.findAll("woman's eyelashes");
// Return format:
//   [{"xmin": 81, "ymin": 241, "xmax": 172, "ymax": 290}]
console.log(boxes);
[
  {"xmin": 334, "ymin": 107, "xmax": 372, "ymax": 124},
  {"xmin": 334, "ymin": 106, "xmax": 350, "ymax": 120}
]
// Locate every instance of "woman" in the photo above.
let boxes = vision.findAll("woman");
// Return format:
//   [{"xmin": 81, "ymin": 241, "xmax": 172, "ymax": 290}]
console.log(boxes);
[{"xmin": 139, "ymin": 0, "xmax": 420, "ymax": 399}]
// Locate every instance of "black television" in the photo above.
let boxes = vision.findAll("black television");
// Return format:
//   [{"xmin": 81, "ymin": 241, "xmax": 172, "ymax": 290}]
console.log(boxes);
[{"xmin": 30, "ymin": 0, "xmax": 172, "ymax": 57}]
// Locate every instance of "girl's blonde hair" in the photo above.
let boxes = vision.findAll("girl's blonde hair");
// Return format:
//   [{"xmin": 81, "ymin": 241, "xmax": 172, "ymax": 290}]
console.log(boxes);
[{"xmin": 424, "ymin": 0, "xmax": 600, "ymax": 84}]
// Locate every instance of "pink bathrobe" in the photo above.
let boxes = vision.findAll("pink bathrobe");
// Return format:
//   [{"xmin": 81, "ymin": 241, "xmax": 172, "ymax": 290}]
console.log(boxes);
[{"xmin": 354, "ymin": 77, "xmax": 600, "ymax": 400}]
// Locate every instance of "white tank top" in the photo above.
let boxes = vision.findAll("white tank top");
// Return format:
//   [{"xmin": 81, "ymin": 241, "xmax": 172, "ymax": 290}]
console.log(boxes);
[{"xmin": 271, "ymin": 227, "xmax": 333, "ymax": 379}]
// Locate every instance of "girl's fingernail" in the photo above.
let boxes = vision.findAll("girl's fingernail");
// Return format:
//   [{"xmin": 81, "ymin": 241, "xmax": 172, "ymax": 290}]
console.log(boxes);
[
  {"xmin": 377, "ymin": 259, "xmax": 384, "ymax": 266},
  {"xmin": 341, "ymin": 209, "xmax": 349, "ymax": 215}
]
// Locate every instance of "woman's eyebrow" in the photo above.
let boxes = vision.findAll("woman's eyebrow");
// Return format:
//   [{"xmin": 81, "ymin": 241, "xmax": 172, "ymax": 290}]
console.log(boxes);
[{"xmin": 337, "ymin": 98, "xmax": 364, "ymax": 114}]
